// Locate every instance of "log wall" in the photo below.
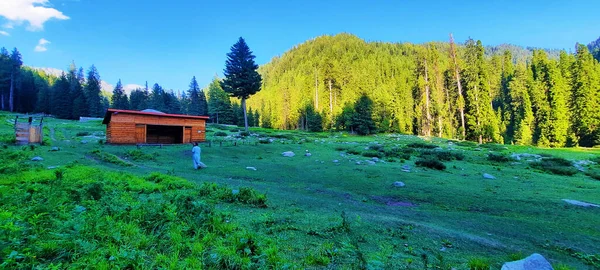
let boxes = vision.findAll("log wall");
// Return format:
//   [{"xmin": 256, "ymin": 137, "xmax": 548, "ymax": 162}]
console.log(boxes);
[{"xmin": 106, "ymin": 113, "xmax": 206, "ymax": 144}]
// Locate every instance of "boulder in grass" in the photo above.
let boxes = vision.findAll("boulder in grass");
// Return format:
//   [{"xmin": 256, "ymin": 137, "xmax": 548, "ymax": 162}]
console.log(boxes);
[
  {"xmin": 501, "ymin": 253, "xmax": 553, "ymax": 270},
  {"xmin": 562, "ymin": 199, "xmax": 599, "ymax": 208},
  {"xmin": 483, "ymin": 173, "xmax": 496, "ymax": 179},
  {"xmin": 282, "ymin": 151, "xmax": 295, "ymax": 157},
  {"xmin": 50, "ymin": 147, "xmax": 59, "ymax": 151},
  {"xmin": 393, "ymin": 181, "xmax": 405, "ymax": 187},
  {"xmin": 246, "ymin": 167, "xmax": 257, "ymax": 171},
  {"xmin": 31, "ymin": 156, "xmax": 43, "ymax": 161}
]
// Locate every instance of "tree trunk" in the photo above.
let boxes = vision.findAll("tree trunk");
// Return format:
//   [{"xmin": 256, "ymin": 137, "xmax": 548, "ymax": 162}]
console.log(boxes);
[
  {"xmin": 241, "ymin": 98, "xmax": 248, "ymax": 131},
  {"xmin": 329, "ymin": 79, "xmax": 333, "ymax": 113},
  {"xmin": 424, "ymin": 59, "xmax": 431, "ymax": 137},
  {"xmin": 216, "ymin": 112, "xmax": 219, "ymax": 124},
  {"xmin": 9, "ymin": 71, "xmax": 14, "ymax": 112},
  {"xmin": 315, "ymin": 69, "xmax": 318, "ymax": 110},
  {"xmin": 1, "ymin": 93, "xmax": 4, "ymax": 110},
  {"xmin": 450, "ymin": 33, "xmax": 466, "ymax": 139}
]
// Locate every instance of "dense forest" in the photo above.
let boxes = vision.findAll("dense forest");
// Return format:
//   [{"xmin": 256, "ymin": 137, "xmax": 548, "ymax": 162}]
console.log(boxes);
[
  {"xmin": 2, "ymin": 34, "xmax": 600, "ymax": 146},
  {"xmin": 248, "ymin": 34, "xmax": 600, "ymax": 147},
  {"xmin": 0, "ymin": 48, "xmax": 259, "ymax": 127}
]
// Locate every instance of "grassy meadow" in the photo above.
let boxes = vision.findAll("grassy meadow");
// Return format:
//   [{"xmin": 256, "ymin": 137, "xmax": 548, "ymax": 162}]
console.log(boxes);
[{"xmin": 1, "ymin": 113, "xmax": 599, "ymax": 269}]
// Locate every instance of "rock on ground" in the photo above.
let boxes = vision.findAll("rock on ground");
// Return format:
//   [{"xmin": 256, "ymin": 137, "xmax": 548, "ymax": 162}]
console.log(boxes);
[
  {"xmin": 562, "ymin": 199, "xmax": 599, "ymax": 208},
  {"xmin": 511, "ymin": 153, "xmax": 542, "ymax": 162},
  {"xmin": 501, "ymin": 253, "xmax": 553, "ymax": 270},
  {"xmin": 246, "ymin": 167, "xmax": 257, "ymax": 171},
  {"xmin": 483, "ymin": 173, "xmax": 496, "ymax": 179},
  {"xmin": 31, "ymin": 156, "xmax": 43, "ymax": 161},
  {"xmin": 333, "ymin": 160, "xmax": 339, "ymax": 163},
  {"xmin": 282, "ymin": 151, "xmax": 295, "ymax": 157},
  {"xmin": 50, "ymin": 147, "xmax": 59, "ymax": 151},
  {"xmin": 393, "ymin": 181, "xmax": 405, "ymax": 187}
]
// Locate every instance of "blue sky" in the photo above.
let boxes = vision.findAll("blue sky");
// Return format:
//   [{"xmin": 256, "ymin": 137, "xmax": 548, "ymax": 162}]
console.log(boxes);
[{"xmin": 0, "ymin": 0, "xmax": 598, "ymax": 91}]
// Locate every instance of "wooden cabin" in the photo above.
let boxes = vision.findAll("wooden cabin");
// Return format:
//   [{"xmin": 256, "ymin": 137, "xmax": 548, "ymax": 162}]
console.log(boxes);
[{"xmin": 102, "ymin": 109, "xmax": 209, "ymax": 144}]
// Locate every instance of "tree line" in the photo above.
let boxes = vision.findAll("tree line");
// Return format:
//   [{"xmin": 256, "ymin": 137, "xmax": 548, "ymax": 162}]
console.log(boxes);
[
  {"xmin": 0, "ymin": 46, "xmax": 260, "ymax": 127},
  {"xmin": 248, "ymin": 33, "xmax": 600, "ymax": 147}
]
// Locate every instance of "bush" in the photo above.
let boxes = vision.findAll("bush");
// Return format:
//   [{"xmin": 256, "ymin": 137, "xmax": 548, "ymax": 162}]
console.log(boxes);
[
  {"xmin": 406, "ymin": 142, "xmax": 438, "ymax": 149},
  {"xmin": 420, "ymin": 149, "xmax": 464, "ymax": 161},
  {"xmin": 76, "ymin": 131, "xmax": 90, "ymax": 137},
  {"xmin": 124, "ymin": 149, "xmax": 156, "ymax": 161},
  {"xmin": 585, "ymin": 169, "xmax": 600, "ymax": 181},
  {"xmin": 456, "ymin": 141, "xmax": 478, "ymax": 148},
  {"xmin": 90, "ymin": 149, "xmax": 132, "ymax": 167},
  {"xmin": 531, "ymin": 157, "xmax": 577, "ymax": 176},
  {"xmin": 467, "ymin": 257, "xmax": 491, "ymax": 270},
  {"xmin": 368, "ymin": 144, "xmax": 384, "ymax": 152},
  {"xmin": 362, "ymin": 150, "xmax": 384, "ymax": 158},
  {"xmin": 239, "ymin": 131, "xmax": 250, "ymax": 137},
  {"xmin": 258, "ymin": 138, "xmax": 272, "ymax": 144},
  {"xmin": 415, "ymin": 158, "xmax": 446, "ymax": 170},
  {"xmin": 346, "ymin": 148, "xmax": 362, "ymax": 155},
  {"xmin": 480, "ymin": 143, "xmax": 506, "ymax": 151},
  {"xmin": 271, "ymin": 133, "xmax": 294, "ymax": 140},
  {"xmin": 383, "ymin": 147, "xmax": 411, "ymax": 160},
  {"xmin": 214, "ymin": 131, "xmax": 228, "ymax": 137},
  {"xmin": 487, "ymin": 152, "xmax": 509, "ymax": 162}
]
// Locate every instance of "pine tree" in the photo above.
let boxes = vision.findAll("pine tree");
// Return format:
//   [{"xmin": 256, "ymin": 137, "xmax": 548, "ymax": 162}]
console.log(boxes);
[
  {"xmin": 111, "ymin": 80, "xmax": 129, "ymax": 109},
  {"xmin": 198, "ymin": 90, "xmax": 208, "ymax": 115},
  {"xmin": 129, "ymin": 88, "xmax": 149, "ymax": 110},
  {"xmin": 51, "ymin": 74, "xmax": 71, "ymax": 119},
  {"xmin": 253, "ymin": 110, "xmax": 260, "ymax": 127},
  {"xmin": 207, "ymin": 77, "xmax": 233, "ymax": 124},
  {"xmin": 570, "ymin": 44, "xmax": 600, "ymax": 146},
  {"xmin": 247, "ymin": 108, "xmax": 255, "ymax": 127},
  {"xmin": 9, "ymin": 48, "xmax": 22, "ymax": 112},
  {"xmin": 149, "ymin": 83, "xmax": 165, "ymax": 112},
  {"xmin": 84, "ymin": 65, "xmax": 103, "ymax": 117},
  {"xmin": 510, "ymin": 64, "xmax": 535, "ymax": 145},
  {"xmin": 0, "ymin": 48, "xmax": 9, "ymax": 110},
  {"xmin": 221, "ymin": 37, "xmax": 262, "ymax": 131},
  {"xmin": 67, "ymin": 63, "xmax": 87, "ymax": 118},
  {"xmin": 351, "ymin": 94, "xmax": 376, "ymax": 135},
  {"xmin": 187, "ymin": 76, "xmax": 202, "ymax": 115}
]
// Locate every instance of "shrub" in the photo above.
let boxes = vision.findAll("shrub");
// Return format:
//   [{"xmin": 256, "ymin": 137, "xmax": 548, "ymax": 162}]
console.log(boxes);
[
  {"xmin": 368, "ymin": 144, "xmax": 384, "ymax": 152},
  {"xmin": 531, "ymin": 157, "xmax": 577, "ymax": 176},
  {"xmin": 415, "ymin": 158, "xmax": 446, "ymax": 170},
  {"xmin": 271, "ymin": 133, "xmax": 294, "ymax": 140},
  {"xmin": 346, "ymin": 148, "xmax": 362, "ymax": 155},
  {"xmin": 585, "ymin": 169, "xmax": 600, "ymax": 180},
  {"xmin": 487, "ymin": 152, "xmax": 509, "ymax": 162},
  {"xmin": 420, "ymin": 149, "xmax": 464, "ymax": 161},
  {"xmin": 480, "ymin": 143, "xmax": 506, "ymax": 151},
  {"xmin": 239, "ymin": 131, "xmax": 250, "ymax": 137},
  {"xmin": 362, "ymin": 150, "xmax": 384, "ymax": 158},
  {"xmin": 76, "ymin": 131, "xmax": 90, "ymax": 137},
  {"xmin": 212, "ymin": 124, "xmax": 229, "ymax": 130},
  {"xmin": 258, "ymin": 138, "xmax": 272, "ymax": 144},
  {"xmin": 229, "ymin": 128, "xmax": 240, "ymax": 132},
  {"xmin": 334, "ymin": 145, "xmax": 349, "ymax": 151},
  {"xmin": 456, "ymin": 141, "xmax": 478, "ymax": 148},
  {"xmin": 383, "ymin": 147, "xmax": 411, "ymax": 160},
  {"xmin": 468, "ymin": 257, "xmax": 491, "ymax": 270},
  {"xmin": 90, "ymin": 149, "xmax": 132, "ymax": 167},
  {"xmin": 124, "ymin": 149, "xmax": 156, "ymax": 161},
  {"xmin": 406, "ymin": 142, "xmax": 438, "ymax": 149},
  {"xmin": 214, "ymin": 131, "xmax": 228, "ymax": 137}
]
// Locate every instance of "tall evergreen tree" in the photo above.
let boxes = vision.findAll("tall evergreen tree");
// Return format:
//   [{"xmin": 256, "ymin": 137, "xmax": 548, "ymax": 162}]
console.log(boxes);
[
  {"xmin": 67, "ymin": 62, "xmax": 87, "ymax": 118},
  {"xmin": 111, "ymin": 79, "xmax": 129, "ymax": 109},
  {"xmin": 221, "ymin": 37, "xmax": 262, "ymax": 131},
  {"xmin": 84, "ymin": 65, "xmax": 103, "ymax": 117},
  {"xmin": 51, "ymin": 74, "xmax": 71, "ymax": 119},
  {"xmin": 8, "ymin": 48, "xmax": 22, "ymax": 112},
  {"xmin": 149, "ymin": 83, "xmax": 166, "ymax": 112},
  {"xmin": 570, "ymin": 44, "xmax": 600, "ymax": 146},
  {"xmin": 129, "ymin": 88, "xmax": 149, "ymax": 110},
  {"xmin": 207, "ymin": 77, "xmax": 233, "ymax": 124},
  {"xmin": 187, "ymin": 76, "xmax": 202, "ymax": 115},
  {"xmin": 351, "ymin": 94, "xmax": 376, "ymax": 135},
  {"xmin": 510, "ymin": 65, "xmax": 535, "ymax": 145},
  {"xmin": 198, "ymin": 90, "xmax": 208, "ymax": 116},
  {"xmin": 0, "ymin": 48, "xmax": 9, "ymax": 110}
]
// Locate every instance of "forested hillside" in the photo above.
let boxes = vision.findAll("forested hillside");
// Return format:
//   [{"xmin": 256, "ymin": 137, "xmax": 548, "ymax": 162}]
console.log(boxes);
[{"xmin": 248, "ymin": 33, "xmax": 600, "ymax": 147}]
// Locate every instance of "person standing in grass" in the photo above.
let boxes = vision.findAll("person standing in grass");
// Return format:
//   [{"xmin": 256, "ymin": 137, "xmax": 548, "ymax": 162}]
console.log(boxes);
[{"xmin": 192, "ymin": 142, "xmax": 207, "ymax": 169}]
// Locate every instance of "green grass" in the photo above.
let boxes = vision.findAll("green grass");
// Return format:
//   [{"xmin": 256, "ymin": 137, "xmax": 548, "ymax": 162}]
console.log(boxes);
[{"xmin": 1, "ymin": 112, "xmax": 599, "ymax": 269}]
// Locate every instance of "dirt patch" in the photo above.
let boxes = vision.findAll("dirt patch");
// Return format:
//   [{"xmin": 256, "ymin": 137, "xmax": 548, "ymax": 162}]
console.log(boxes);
[{"xmin": 371, "ymin": 195, "xmax": 417, "ymax": 207}]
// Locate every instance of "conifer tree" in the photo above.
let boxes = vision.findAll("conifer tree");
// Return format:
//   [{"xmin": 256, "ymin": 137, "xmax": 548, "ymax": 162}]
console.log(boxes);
[
  {"xmin": 9, "ymin": 48, "xmax": 22, "ymax": 112},
  {"xmin": 0, "ymin": 48, "xmax": 9, "ymax": 110},
  {"xmin": 247, "ymin": 108, "xmax": 255, "ymax": 127},
  {"xmin": 51, "ymin": 74, "xmax": 71, "ymax": 119},
  {"xmin": 510, "ymin": 65, "xmax": 535, "ymax": 145},
  {"xmin": 84, "ymin": 65, "xmax": 103, "ymax": 117},
  {"xmin": 187, "ymin": 76, "xmax": 202, "ymax": 115},
  {"xmin": 570, "ymin": 44, "xmax": 600, "ymax": 146},
  {"xmin": 198, "ymin": 90, "xmax": 208, "ymax": 116},
  {"xmin": 67, "ymin": 63, "xmax": 87, "ymax": 118},
  {"xmin": 207, "ymin": 77, "xmax": 233, "ymax": 124},
  {"xmin": 111, "ymin": 79, "xmax": 129, "ymax": 109},
  {"xmin": 221, "ymin": 37, "xmax": 262, "ymax": 131},
  {"xmin": 351, "ymin": 94, "xmax": 376, "ymax": 135},
  {"xmin": 129, "ymin": 88, "xmax": 149, "ymax": 110},
  {"xmin": 149, "ymin": 83, "xmax": 165, "ymax": 112}
]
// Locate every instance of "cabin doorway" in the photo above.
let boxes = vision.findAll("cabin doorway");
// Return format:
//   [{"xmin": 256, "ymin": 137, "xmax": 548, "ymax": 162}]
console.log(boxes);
[{"xmin": 146, "ymin": 125, "xmax": 183, "ymax": 144}]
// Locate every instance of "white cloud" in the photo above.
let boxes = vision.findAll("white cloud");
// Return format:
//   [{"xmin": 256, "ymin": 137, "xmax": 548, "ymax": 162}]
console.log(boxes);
[
  {"xmin": 0, "ymin": 31, "xmax": 9, "ymax": 36},
  {"xmin": 34, "ymin": 38, "xmax": 50, "ymax": 52},
  {"xmin": 0, "ymin": 0, "xmax": 69, "ymax": 31}
]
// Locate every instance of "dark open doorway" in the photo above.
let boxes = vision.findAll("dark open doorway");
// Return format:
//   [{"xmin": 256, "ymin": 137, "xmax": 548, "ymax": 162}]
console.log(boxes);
[{"xmin": 146, "ymin": 125, "xmax": 183, "ymax": 144}]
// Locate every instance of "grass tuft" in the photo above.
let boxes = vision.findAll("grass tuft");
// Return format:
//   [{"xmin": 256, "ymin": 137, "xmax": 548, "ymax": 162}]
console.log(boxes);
[
  {"xmin": 531, "ymin": 157, "xmax": 577, "ymax": 176},
  {"xmin": 415, "ymin": 158, "xmax": 446, "ymax": 170}
]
